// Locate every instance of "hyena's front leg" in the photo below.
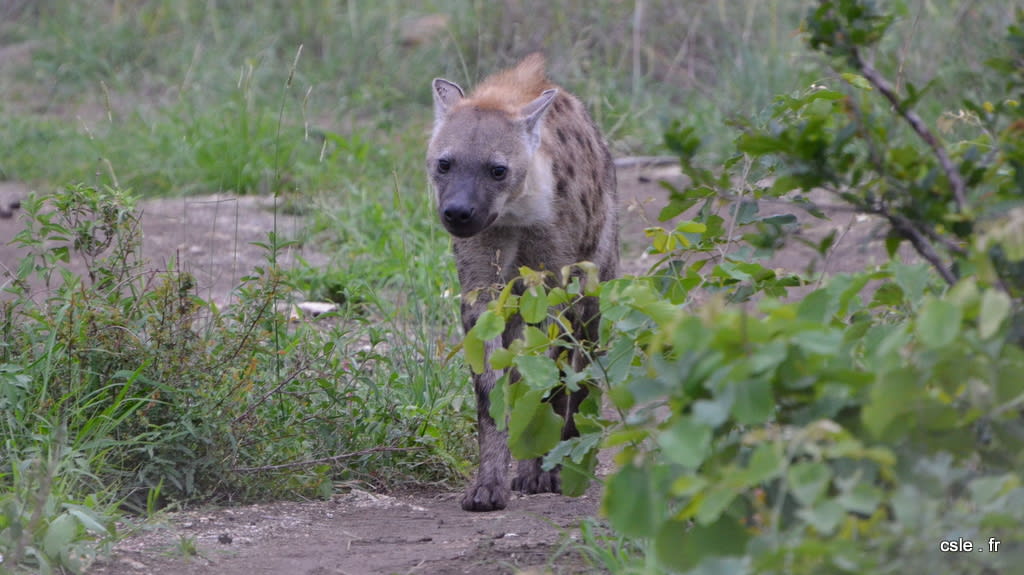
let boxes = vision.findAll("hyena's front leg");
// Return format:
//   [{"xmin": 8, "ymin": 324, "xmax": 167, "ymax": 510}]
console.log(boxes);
[
  {"xmin": 512, "ymin": 297, "xmax": 597, "ymax": 495},
  {"xmin": 463, "ymin": 337, "xmax": 512, "ymax": 511}
]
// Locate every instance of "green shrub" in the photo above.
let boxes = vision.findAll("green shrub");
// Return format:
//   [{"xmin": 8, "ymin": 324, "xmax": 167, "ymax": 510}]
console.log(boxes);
[
  {"xmin": 0, "ymin": 183, "xmax": 473, "ymax": 572},
  {"xmin": 486, "ymin": 3, "xmax": 1024, "ymax": 573}
]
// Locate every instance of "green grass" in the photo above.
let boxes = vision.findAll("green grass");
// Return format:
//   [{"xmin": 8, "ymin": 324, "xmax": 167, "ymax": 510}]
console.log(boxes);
[
  {"xmin": 0, "ymin": 0, "xmax": 1016, "ymax": 571},
  {"xmin": 2, "ymin": 1, "xmax": 1012, "ymax": 187}
]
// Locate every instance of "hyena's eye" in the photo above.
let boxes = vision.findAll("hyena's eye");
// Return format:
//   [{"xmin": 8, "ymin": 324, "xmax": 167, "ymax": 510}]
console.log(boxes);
[
  {"xmin": 489, "ymin": 165, "xmax": 508, "ymax": 181},
  {"xmin": 437, "ymin": 158, "xmax": 451, "ymax": 174}
]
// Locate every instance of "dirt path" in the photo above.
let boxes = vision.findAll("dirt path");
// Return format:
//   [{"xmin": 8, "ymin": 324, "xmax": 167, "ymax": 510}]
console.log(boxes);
[
  {"xmin": 0, "ymin": 182, "xmax": 325, "ymax": 308},
  {"xmin": 87, "ymin": 488, "xmax": 599, "ymax": 575},
  {"xmin": 0, "ymin": 165, "xmax": 899, "ymax": 575}
]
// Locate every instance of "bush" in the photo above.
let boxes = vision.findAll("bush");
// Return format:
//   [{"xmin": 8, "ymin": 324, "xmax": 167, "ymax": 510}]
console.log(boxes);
[
  {"xmin": 0, "ymin": 183, "xmax": 473, "ymax": 572},
  {"xmin": 487, "ymin": 3, "xmax": 1024, "ymax": 573}
]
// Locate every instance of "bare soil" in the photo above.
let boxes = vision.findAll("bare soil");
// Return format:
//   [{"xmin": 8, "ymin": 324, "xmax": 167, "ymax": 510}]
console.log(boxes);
[
  {"xmin": 86, "ymin": 489, "xmax": 599, "ymax": 575},
  {"xmin": 0, "ymin": 182, "xmax": 323, "ymax": 308},
  {"xmin": 0, "ymin": 159, "xmax": 898, "ymax": 575}
]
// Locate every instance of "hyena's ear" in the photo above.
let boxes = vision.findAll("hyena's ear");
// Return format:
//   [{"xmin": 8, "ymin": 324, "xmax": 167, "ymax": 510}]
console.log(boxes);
[
  {"xmin": 432, "ymin": 78, "xmax": 464, "ymax": 125},
  {"xmin": 519, "ymin": 88, "xmax": 558, "ymax": 152}
]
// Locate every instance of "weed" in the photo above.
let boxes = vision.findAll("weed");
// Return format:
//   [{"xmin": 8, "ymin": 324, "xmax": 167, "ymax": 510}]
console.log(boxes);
[{"xmin": 174, "ymin": 535, "xmax": 198, "ymax": 558}]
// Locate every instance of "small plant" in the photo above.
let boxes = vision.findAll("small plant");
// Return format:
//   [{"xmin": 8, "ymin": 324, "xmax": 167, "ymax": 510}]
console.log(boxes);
[
  {"xmin": 174, "ymin": 535, "xmax": 199, "ymax": 558},
  {"xmin": 0, "ymin": 428, "xmax": 116, "ymax": 575}
]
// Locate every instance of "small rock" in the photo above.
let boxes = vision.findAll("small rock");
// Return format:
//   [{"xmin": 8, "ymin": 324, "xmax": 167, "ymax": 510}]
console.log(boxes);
[
  {"xmin": 119, "ymin": 557, "xmax": 148, "ymax": 570},
  {"xmin": 296, "ymin": 301, "xmax": 339, "ymax": 317},
  {"xmin": 218, "ymin": 533, "xmax": 233, "ymax": 544}
]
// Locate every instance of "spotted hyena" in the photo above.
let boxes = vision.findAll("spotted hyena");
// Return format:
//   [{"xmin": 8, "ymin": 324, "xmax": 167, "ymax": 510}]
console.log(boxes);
[{"xmin": 427, "ymin": 54, "xmax": 618, "ymax": 511}]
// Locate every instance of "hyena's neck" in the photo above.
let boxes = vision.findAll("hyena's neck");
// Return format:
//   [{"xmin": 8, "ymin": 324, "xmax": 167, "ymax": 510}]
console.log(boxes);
[{"xmin": 493, "ymin": 150, "xmax": 555, "ymax": 228}]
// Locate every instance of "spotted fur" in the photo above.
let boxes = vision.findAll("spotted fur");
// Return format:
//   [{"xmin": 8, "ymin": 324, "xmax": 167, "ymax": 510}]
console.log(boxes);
[{"xmin": 427, "ymin": 54, "xmax": 618, "ymax": 511}]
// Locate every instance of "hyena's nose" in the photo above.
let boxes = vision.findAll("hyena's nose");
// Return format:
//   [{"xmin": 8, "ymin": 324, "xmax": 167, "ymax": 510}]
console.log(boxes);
[{"xmin": 443, "ymin": 204, "xmax": 475, "ymax": 227}]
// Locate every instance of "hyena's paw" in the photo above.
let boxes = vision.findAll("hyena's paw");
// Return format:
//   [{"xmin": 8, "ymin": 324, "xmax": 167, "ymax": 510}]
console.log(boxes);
[
  {"xmin": 461, "ymin": 479, "xmax": 509, "ymax": 511},
  {"xmin": 512, "ymin": 459, "xmax": 561, "ymax": 494}
]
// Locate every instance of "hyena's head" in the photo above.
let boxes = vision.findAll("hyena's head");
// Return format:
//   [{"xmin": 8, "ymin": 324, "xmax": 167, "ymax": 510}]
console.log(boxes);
[{"xmin": 426, "ymin": 77, "xmax": 556, "ymax": 238}]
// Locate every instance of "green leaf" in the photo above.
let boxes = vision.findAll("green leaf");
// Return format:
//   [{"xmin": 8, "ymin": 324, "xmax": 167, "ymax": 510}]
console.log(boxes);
[
  {"xmin": 471, "ymin": 310, "xmax": 505, "ymax": 340},
  {"xmin": 65, "ymin": 504, "xmax": 110, "ymax": 535},
  {"xmin": 792, "ymin": 329, "xmax": 843, "ymax": 356},
  {"xmin": 841, "ymin": 72, "xmax": 874, "ymax": 91},
  {"xmin": 670, "ymin": 475, "xmax": 710, "ymax": 497},
  {"xmin": 890, "ymin": 485, "xmax": 925, "ymax": 528},
  {"xmin": 757, "ymin": 213, "xmax": 799, "ymax": 227},
  {"xmin": 738, "ymin": 132, "xmax": 785, "ymax": 155},
  {"xmin": 488, "ymin": 375, "xmax": 509, "ymax": 431},
  {"xmin": 546, "ymin": 287, "xmax": 570, "ymax": 306},
  {"xmin": 655, "ymin": 516, "xmax": 749, "ymax": 572},
  {"xmin": 603, "ymin": 427, "xmax": 648, "ymax": 448},
  {"xmin": 787, "ymin": 462, "xmax": 832, "ymax": 506},
  {"xmin": 514, "ymin": 355, "xmax": 559, "ymax": 390},
  {"xmin": 676, "ymin": 220, "xmax": 708, "ymax": 234},
  {"xmin": 885, "ymin": 232, "xmax": 903, "ymax": 258},
  {"xmin": 892, "ymin": 262, "xmax": 931, "ymax": 308},
  {"xmin": 693, "ymin": 394, "xmax": 733, "ymax": 427},
  {"xmin": 735, "ymin": 201, "xmax": 759, "ymax": 225},
  {"xmin": 797, "ymin": 288, "xmax": 833, "ymax": 323},
  {"xmin": 870, "ymin": 282, "xmax": 904, "ymax": 307},
  {"xmin": 646, "ymin": 227, "xmax": 674, "ymax": 253},
  {"xmin": 519, "ymin": 285, "xmax": 549, "ymax": 324},
  {"xmin": 695, "ymin": 485, "xmax": 739, "ymax": 525},
  {"xmin": 489, "ymin": 348, "xmax": 514, "ymax": 370},
  {"xmin": 42, "ymin": 513, "xmax": 78, "ymax": 560},
  {"xmin": 659, "ymin": 198, "xmax": 692, "ymax": 221},
  {"xmin": 745, "ymin": 442, "xmax": 783, "ymax": 484},
  {"xmin": 559, "ymin": 448, "xmax": 598, "ymax": 497},
  {"xmin": 978, "ymin": 289, "xmax": 1012, "ymax": 339},
  {"xmin": 523, "ymin": 325, "xmax": 550, "ymax": 350},
  {"xmin": 508, "ymin": 388, "xmax": 563, "ymax": 459},
  {"xmin": 915, "ymin": 298, "xmax": 962, "ymax": 348},
  {"xmin": 798, "ymin": 499, "xmax": 844, "ymax": 535},
  {"xmin": 731, "ymin": 378, "xmax": 774, "ymax": 425},
  {"xmin": 836, "ymin": 482, "xmax": 881, "ymax": 515},
  {"xmin": 464, "ymin": 333, "xmax": 485, "ymax": 374},
  {"xmin": 657, "ymin": 418, "xmax": 712, "ymax": 469},
  {"xmin": 968, "ymin": 474, "xmax": 1018, "ymax": 505},
  {"xmin": 603, "ymin": 462, "xmax": 662, "ymax": 538},
  {"xmin": 862, "ymin": 367, "xmax": 920, "ymax": 439}
]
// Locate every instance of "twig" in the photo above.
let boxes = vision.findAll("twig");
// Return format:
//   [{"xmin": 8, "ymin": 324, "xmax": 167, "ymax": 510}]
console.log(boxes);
[
  {"xmin": 841, "ymin": 78, "xmax": 968, "ymax": 277},
  {"xmin": 852, "ymin": 48, "xmax": 968, "ymax": 212},
  {"xmin": 813, "ymin": 215, "xmax": 857, "ymax": 291},
  {"xmin": 884, "ymin": 211, "xmax": 958, "ymax": 285},
  {"xmin": 719, "ymin": 155, "xmax": 754, "ymax": 261},
  {"xmin": 230, "ymin": 446, "xmax": 420, "ymax": 473},
  {"xmin": 232, "ymin": 366, "xmax": 305, "ymax": 424}
]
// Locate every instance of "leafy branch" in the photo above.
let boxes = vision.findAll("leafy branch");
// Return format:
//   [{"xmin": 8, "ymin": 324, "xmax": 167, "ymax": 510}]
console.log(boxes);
[{"xmin": 850, "ymin": 48, "xmax": 968, "ymax": 212}]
